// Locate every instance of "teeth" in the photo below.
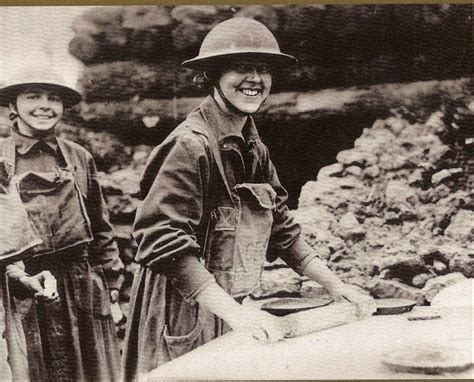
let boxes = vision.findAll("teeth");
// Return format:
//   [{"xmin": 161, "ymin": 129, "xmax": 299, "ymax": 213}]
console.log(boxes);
[{"xmin": 241, "ymin": 89, "xmax": 259, "ymax": 96}]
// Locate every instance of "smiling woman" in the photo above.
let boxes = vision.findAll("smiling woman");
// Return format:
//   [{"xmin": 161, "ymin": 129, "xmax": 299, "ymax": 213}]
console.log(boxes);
[
  {"xmin": 122, "ymin": 17, "xmax": 375, "ymax": 381},
  {"xmin": 0, "ymin": 66, "xmax": 124, "ymax": 380},
  {"xmin": 13, "ymin": 90, "xmax": 64, "ymax": 135}
]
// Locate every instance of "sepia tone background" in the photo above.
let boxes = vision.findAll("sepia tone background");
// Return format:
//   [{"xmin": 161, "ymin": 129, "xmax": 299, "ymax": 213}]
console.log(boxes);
[{"xmin": 0, "ymin": 4, "xmax": 472, "ymax": 340}]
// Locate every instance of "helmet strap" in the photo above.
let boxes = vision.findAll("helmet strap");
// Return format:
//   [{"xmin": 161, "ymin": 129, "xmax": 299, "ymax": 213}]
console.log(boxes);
[{"xmin": 214, "ymin": 83, "xmax": 250, "ymax": 116}]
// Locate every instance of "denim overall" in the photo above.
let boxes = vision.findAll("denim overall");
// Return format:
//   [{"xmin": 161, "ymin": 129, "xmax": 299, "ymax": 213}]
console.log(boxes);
[{"xmin": 0, "ymin": 135, "xmax": 118, "ymax": 381}]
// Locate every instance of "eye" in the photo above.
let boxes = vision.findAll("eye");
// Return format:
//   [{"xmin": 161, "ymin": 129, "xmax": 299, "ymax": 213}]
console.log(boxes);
[
  {"xmin": 234, "ymin": 63, "xmax": 250, "ymax": 73},
  {"xmin": 48, "ymin": 95, "xmax": 62, "ymax": 103},
  {"xmin": 257, "ymin": 64, "xmax": 270, "ymax": 74}
]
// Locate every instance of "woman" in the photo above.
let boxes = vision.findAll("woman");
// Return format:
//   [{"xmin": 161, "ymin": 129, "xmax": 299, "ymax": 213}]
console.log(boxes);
[
  {"xmin": 123, "ymin": 18, "xmax": 375, "ymax": 379},
  {"xmin": 0, "ymin": 68, "xmax": 124, "ymax": 381}
]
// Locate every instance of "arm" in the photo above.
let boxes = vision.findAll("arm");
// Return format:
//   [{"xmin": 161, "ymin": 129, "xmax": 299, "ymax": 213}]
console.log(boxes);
[
  {"xmin": 6, "ymin": 261, "xmax": 58, "ymax": 300},
  {"xmin": 259, "ymin": 144, "xmax": 375, "ymax": 318},
  {"xmin": 85, "ymin": 154, "xmax": 124, "ymax": 291},
  {"xmin": 134, "ymin": 132, "xmax": 286, "ymax": 341}
]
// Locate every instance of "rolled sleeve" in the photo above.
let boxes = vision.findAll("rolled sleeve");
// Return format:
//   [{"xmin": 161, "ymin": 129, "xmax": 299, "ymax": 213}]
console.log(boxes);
[{"xmin": 133, "ymin": 129, "xmax": 215, "ymax": 296}]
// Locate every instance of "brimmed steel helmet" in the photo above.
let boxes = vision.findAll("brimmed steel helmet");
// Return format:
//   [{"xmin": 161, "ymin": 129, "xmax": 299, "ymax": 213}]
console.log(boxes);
[
  {"xmin": 0, "ymin": 67, "xmax": 82, "ymax": 108},
  {"xmin": 182, "ymin": 17, "xmax": 297, "ymax": 70}
]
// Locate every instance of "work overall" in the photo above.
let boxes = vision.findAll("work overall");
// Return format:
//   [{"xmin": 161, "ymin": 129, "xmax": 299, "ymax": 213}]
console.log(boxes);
[
  {"xmin": 123, "ymin": 119, "xmax": 277, "ymax": 379},
  {"xmin": 1, "ymin": 135, "xmax": 120, "ymax": 381}
]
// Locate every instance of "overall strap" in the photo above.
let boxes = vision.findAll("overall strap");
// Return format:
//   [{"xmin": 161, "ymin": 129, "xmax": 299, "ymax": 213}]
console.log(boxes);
[
  {"xmin": 186, "ymin": 123, "xmax": 236, "ymax": 208},
  {"xmin": 0, "ymin": 135, "xmax": 16, "ymax": 175}
]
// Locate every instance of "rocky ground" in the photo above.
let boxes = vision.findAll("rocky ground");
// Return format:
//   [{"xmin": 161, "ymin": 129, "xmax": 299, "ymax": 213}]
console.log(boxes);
[{"xmin": 258, "ymin": 95, "xmax": 473, "ymax": 305}]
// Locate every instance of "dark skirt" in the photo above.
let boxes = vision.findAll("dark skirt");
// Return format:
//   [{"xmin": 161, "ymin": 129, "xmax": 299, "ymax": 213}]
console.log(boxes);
[{"xmin": 19, "ymin": 251, "xmax": 121, "ymax": 381}]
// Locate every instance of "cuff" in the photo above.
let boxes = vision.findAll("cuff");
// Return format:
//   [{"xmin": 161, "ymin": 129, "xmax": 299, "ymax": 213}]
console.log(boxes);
[{"xmin": 279, "ymin": 236, "xmax": 319, "ymax": 275}]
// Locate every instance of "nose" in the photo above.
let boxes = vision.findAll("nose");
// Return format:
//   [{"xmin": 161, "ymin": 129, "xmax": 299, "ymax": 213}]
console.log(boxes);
[
  {"xmin": 245, "ymin": 67, "xmax": 262, "ymax": 82},
  {"xmin": 38, "ymin": 95, "xmax": 51, "ymax": 109}
]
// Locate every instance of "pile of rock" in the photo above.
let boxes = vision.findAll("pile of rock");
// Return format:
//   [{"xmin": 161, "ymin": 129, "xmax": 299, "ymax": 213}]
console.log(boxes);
[{"xmin": 257, "ymin": 98, "xmax": 473, "ymax": 304}]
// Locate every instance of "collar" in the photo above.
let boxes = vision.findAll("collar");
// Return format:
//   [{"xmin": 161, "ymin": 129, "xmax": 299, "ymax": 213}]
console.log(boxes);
[
  {"xmin": 12, "ymin": 125, "xmax": 59, "ymax": 155},
  {"xmin": 199, "ymin": 96, "xmax": 260, "ymax": 145}
]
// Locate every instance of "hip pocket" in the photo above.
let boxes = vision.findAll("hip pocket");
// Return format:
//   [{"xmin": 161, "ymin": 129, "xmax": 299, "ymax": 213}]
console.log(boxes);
[
  {"xmin": 163, "ymin": 306, "xmax": 203, "ymax": 360},
  {"xmin": 70, "ymin": 262, "xmax": 112, "ymax": 318}
]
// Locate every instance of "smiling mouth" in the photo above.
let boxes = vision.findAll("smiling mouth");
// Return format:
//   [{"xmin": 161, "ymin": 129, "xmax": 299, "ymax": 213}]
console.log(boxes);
[
  {"xmin": 239, "ymin": 88, "xmax": 261, "ymax": 97},
  {"xmin": 32, "ymin": 114, "xmax": 55, "ymax": 120}
]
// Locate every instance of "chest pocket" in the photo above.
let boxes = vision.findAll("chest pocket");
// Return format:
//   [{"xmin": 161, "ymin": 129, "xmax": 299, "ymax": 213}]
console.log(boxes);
[
  {"xmin": 204, "ymin": 183, "xmax": 276, "ymax": 298},
  {"xmin": 16, "ymin": 168, "xmax": 93, "ymax": 255}
]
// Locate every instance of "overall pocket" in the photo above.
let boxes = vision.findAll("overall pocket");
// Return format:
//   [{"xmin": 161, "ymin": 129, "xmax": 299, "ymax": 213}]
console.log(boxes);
[
  {"xmin": 163, "ymin": 303, "xmax": 203, "ymax": 360},
  {"xmin": 70, "ymin": 262, "xmax": 112, "ymax": 318}
]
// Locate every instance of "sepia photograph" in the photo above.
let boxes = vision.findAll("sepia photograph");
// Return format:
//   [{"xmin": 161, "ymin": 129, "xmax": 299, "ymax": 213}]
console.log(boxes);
[{"xmin": 0, "ymin": 2, "xmax": 472, "ymax": 381}]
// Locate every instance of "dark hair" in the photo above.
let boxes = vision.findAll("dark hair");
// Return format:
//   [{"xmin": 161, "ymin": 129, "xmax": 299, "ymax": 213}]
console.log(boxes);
[{"xmin": 192, "ymin": 71, "xmax": 219, "ymax": 90}]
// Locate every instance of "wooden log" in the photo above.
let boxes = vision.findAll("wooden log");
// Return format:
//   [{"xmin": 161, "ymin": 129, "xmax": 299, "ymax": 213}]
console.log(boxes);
[
  {"xmin": 70, "ymin": 78, "xmax": 472, "ymax": 131},
  {"xmin": 78, "ymin": 60, "xmax": 203, "ymax": 102}
]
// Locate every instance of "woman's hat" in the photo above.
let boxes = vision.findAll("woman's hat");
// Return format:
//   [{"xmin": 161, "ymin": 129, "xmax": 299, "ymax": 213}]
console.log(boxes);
[
  {"xmin": 0, "ymin": 67, "xmax": 82, "ymax": 108},
  {"xmin": 182, "ymin": 18, "xmax": 297, "ymax": 71}
]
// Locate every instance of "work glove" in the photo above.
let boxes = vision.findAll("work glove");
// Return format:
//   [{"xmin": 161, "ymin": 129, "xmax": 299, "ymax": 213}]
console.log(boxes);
[{"xmin": 18, "ymin": 271, "xmax": 59, "ymax": 301}]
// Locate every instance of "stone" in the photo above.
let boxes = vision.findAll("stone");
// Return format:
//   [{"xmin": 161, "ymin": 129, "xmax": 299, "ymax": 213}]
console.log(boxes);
[
  {"xmin": 368, "ymin": 278, "xmax": 426, "ymax": 305},
  {"xmin": 99, "ymin": 168, "xmax": 141, "ymax": 196},
  {"xmin": 252, "ymin": 268, "xmax": 304, "ymax": 299},
  {"xmin": 422, "ymin": 272, "xmax": 467, "ymax": 302},
  {"xmin": 412, "ymin": 273, "xmax": 434, "ymax": 288},
  {"xmin": 316, "ymin": 163, "xmax": 343, "ymax": 181},
  {"xmin": 444, "ymin": 210, "xmax": 474, "ymax": 241},
  {"xmin": 364, "ymin": 165, "xmax": 380, "ymax": 178},
  {"xmin": 432, "ymin": 260, "xmax": 447, "ymax": 274},
  {"xmin": 408, "ymin": 169, "xmax": 424, "ymax": 186},
  {"xmin": 448, "ymin": 254, "xmax": 474, "ymax": 278},
  {"xmin": 430, "ymin": 279, "xmax": 473, "ymax": 307},
  {"xmin": 431, "ymin": 169, "xmax": 460, "ymax": 185},
  {"xmin": 336, "ymin": 149, "xmax": 377, "ymax": 168},
  {"xmin": 344, "ymin": 166, "xmax": 363, "ymax": 177},
  {"xmin": 384, "ymin": 116, "xmax": 407, "ymax": 136},
  {"xmin": 336, "ymin": 212, "xmax": 365, "ymax": 241},
  {"xmin": 385, "ymin": 180, "xmax": 418, "ymax": 210}
]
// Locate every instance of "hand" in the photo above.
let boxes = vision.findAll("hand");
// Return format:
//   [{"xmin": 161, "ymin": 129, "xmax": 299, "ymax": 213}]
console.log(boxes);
[
  {"xmin": 19, "ymin": 271, "xmax": 59, "ymax": 301},
  {"xmin": 109, "ymin": 289, "xmax": 120, "ymax": 303},
  {"xmin": 226, "ymin": 305, "xmax": 289, "ymax": 343},
  {"xmin": 333, "ymin": 286, "xmax": 376, "ymax": 319}
]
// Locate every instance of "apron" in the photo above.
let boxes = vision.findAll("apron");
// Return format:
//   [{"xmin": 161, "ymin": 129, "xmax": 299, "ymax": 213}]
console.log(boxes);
[{"xmin": 123, "ymin": 121, "xmax": 276, "ymax": 380}]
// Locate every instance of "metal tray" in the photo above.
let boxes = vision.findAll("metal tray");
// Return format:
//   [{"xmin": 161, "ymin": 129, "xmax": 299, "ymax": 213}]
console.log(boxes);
[
  {"xmin": 381, "ymin": 343, "xmax": 472, "ymax": 374},
  {"xmin": 374, "ymin": 298, "xmax": 417, "ymax": 315},
  {"xmin": 260, "ymin": 297, "xmax": 334, "ymax": 316}
]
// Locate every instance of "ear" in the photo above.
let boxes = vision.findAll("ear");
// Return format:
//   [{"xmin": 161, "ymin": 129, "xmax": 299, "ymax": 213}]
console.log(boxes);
[{"xmin": 8, "ymin": 102, "xmax": 17, "ymax": 114}]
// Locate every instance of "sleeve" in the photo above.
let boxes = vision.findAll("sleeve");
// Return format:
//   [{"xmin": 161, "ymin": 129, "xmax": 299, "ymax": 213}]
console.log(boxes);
[
  {"xmin": 259, "ymin": 143, "xmax": 319, "ymax": 274},
  {"xmin": 133, "ymin": 131, "xmax": 215, "ymax": 297},
  {"xmin": 85, "ymin": 153, "xmax": 124, "ymax": 290},
  {"xmin": 5, "ymin": 261, "xmax": 30, "ymax": 299}
]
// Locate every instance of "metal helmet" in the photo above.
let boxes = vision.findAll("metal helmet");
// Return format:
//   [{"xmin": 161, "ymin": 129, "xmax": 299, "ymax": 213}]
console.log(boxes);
[
  {"xmin": 0, "ymin": 67, "xmax": 82, "ymax": 108},
  {"xmin": 182, "ymin": 17, "xmax": 296, "ymax": 70}
]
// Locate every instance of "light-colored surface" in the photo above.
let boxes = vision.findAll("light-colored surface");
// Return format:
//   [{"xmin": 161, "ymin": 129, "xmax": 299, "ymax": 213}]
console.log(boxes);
[{"xmin": 147, "ymin": 305, "xmax": 472, "ymax": 380}]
